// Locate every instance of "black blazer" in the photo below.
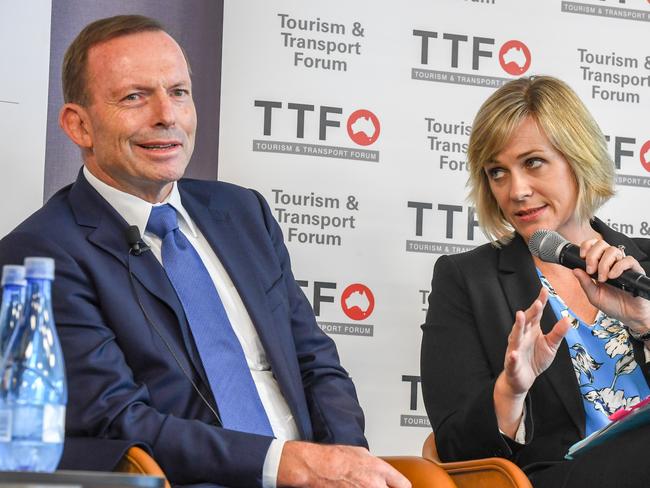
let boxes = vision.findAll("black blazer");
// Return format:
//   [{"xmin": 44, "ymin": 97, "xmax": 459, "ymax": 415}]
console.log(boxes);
[{"xmin": 421, "ymin": 219, "xmax": 650, "ymax": 468}]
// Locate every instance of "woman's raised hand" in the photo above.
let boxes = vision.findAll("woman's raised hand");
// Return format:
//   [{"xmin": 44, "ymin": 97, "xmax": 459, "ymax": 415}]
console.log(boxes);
[{"xmin": 494, "ymin": 287, "xmax": 571, "ymax": 438}]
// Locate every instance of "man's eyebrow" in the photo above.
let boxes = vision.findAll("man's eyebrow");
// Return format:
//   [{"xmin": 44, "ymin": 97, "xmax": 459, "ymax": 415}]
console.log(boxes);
[{"xmin": 169, "ymin": 81, "xmax": 191, "ymax": 89}]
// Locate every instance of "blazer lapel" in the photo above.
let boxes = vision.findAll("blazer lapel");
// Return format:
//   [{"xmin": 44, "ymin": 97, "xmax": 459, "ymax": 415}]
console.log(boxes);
[
  {"xmin": 498, "ymin": 235, "xmax": 585, "ymax": 436},
  {"xmin": 179, "ymin": 185, "xmax": 305, "ymax": 433},
  {"xmin": 70, "ymin": 173, "xmax": 183, "ymax": 314},
  {"xmin": 69, "ymin": 172, "xmax": 210, "ymax": 389}
]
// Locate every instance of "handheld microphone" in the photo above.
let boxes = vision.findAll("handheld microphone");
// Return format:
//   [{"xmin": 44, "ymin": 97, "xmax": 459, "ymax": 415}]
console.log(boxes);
[
  {"xmin": 528, "ymin": 229, "xmax": 650, "ymax": 300},
  {"xmin": 125, "ymin": 226, "xmax": 151, "ymax": 256}
]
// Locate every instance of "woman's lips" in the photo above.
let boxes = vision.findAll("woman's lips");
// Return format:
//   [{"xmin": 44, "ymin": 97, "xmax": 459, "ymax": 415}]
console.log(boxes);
[{"xmin": 514, "ymin": 205, "xmax": 547, "ymax": 222}]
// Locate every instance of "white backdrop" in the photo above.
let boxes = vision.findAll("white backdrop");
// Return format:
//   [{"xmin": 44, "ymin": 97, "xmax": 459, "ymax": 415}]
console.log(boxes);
[
  {"xmin": 0, "ymin": 1, "xmax": 52, "ymax": 237},
  {"xmin": 218, "ymin": 0, "xmax": 650, "ymax": 455},
  {"xmin": 0, "ymin": 0, "xmax": 648, "ymax": 459}
]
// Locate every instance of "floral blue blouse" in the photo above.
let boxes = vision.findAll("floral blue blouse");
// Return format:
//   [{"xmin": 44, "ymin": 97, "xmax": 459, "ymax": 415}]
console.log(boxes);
[{"xmin": 537, "ymin": 270, "xmax": 650, "ymax": 436}]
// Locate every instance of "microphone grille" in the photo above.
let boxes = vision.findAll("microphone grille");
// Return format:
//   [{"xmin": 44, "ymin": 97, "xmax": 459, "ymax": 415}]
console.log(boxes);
[
  {"xmin": 528, "ymin": 229, "xmax": 566, "ymax": 264},
  {"xmin": 125, "ymin": 225, "xmax": 142, "ymax": 247}
]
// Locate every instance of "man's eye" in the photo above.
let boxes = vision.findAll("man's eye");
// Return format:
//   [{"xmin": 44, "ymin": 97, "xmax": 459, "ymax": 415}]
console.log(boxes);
[
  {"xmin": 123, "ymin": 93, "xmax": 140, "ymax": 101},
  {"xmin": 172, "ymin": 89, "xmax": 189, "ymax": 97}
]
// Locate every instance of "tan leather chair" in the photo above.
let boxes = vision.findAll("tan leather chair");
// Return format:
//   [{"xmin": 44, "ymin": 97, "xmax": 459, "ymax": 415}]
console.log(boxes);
[
  {"xmin": 422, "ymin": 433, "xmax": 532, "ymax": 488},
  {"xmin": 115, "ymin": 446, "xmax": 171, "ymax": 488},
  {"xmin": 381, "ymin": 456, "xmax": 457, "ymax": 487},
  {"xmin": 115, "ymin": 446, "xmax": 457, "ymax": 488}
]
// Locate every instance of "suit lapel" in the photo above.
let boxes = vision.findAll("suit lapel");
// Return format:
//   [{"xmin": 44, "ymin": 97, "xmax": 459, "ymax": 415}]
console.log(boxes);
[
  {"xmin": 179, "ymin": 184, "xmax": 305, "ymax": 432},
  {"xmin": 498, "ymin": 235, "xmax": 585, "ymax": 436},
  {"xmin": 69, "ymin": 172, "xmax": 209, "ymax": 388},
  {"xmin": 70, "ymin": 173, "xmax": 183, "ymax": 314},
  {"xmin": 178, "ymin": 187, "xmax": 271, "ymax": 339}
]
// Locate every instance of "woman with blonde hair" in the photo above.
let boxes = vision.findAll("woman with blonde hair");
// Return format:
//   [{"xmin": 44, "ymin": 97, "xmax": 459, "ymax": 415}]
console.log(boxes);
[{"xmin": 421, "ymin": 75, "xmax": 650, "ymax": 486}]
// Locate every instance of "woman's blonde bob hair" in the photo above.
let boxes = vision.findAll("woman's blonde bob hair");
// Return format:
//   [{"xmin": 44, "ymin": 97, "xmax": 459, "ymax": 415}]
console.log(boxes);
[{"xmin": 467, "ymin": 75, "xmax": 614, "ymax": 245}]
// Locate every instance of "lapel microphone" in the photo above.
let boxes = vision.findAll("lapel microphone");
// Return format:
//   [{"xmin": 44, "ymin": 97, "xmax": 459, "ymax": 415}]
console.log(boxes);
[
  {"xmin": 125, "ymin": 225, "xmax": 151, "ymax": 256},
  {"xmin": 123, "ymin": 223, "xmax": 222, "ymax": 425}
]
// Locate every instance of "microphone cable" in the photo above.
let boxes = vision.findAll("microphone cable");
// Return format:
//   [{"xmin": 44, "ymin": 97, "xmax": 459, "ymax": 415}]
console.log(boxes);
[{"xmin": 125, "ymin": 225, "xmax": 222, "ymax": 425}]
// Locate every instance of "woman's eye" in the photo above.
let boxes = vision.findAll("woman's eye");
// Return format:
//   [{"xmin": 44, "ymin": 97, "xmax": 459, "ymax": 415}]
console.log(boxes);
[
  {"xmin": 526, "ymin": 158, "xmax": 543, "ymax": 169},
  {"xmin": 487, "ymin": 168, "xmax": 504, "ymax": 180}
]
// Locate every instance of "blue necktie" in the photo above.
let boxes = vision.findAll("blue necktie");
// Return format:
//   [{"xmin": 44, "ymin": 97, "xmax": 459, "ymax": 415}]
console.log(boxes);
[{"xmin": 146, "ymin": 204, "xmax": 273, "ymax": 436}]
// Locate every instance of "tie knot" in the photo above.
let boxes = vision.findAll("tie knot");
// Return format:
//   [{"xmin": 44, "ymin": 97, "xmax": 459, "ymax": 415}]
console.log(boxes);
[{"xmin": 146, "ymin": 204, "xmax": 179, "ymax": 238}]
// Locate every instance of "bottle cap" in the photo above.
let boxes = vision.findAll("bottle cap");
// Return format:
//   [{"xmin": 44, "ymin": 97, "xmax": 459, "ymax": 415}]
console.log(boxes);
[
  {"xmin": 24, "ymin": 257, "xmax": 55, "ymax": 280},
  {"xmin": 1, "ymin": 265, "xmax": 26, "ymax": 287}
]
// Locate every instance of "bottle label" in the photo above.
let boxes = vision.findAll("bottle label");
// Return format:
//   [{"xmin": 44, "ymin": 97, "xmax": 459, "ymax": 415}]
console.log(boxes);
[
  {"xmin": 43, "ymin": 404, "xmax": 65, "ymax": 443},
  {"xmin": 0, "ymin": 408, "xmax": 11, "ymax": 442}
]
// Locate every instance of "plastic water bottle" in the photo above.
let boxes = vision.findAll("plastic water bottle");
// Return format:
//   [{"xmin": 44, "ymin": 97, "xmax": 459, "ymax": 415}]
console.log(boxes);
[
  {"xmin": 0, "ymin": 265, "xmax": 27, "ymax": 470},
  {"xmin": 0, "ymin": 265, "xmax": 26, "ymax": 358},
  {"xmin": 0, "ymin": 257, "xmax": 67, "ymax": 472}
]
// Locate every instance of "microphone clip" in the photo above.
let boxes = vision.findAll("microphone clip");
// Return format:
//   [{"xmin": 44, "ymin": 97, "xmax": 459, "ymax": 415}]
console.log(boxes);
[
  {"xmin": 129, "ymin": 240, "xmax": 151, "ymax": 256},
  {"xmin": 125, "ymin": 225, "xmax": 151, "ymax": 256}
]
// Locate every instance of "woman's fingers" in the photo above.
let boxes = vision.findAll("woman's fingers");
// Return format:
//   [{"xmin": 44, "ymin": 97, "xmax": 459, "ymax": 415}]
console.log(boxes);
[
  {"xmin": 508, "ymin": 310, "xmax": 526, "ymax": 349},
  {"xmin": 546, "ymin": 316, "xmax": 571, "ymax": 351},
  {"xmin": 580, "ymin": 238, "xmax": 609, "ymax": 278},
  {"xmin": 579, "ymin": 238, "xmax": 642, "ymax": 283},
  {"xmin": 510, "ymin": 287, "xmax": 548, "ymax": 348},
  {"xmin": 596, "ymin": 246, "xmax": 626, "ymax": 282},
  {"xmin": 573, "ymin": 268, "xmax": 596, "ymax": 301},
  {"xmin": 523, "ymin": 287, "xmax": 547, "ymax": 327},
  {"xmin": 608, "ymin": 255, "xmax": 644, "ymax": 280}
]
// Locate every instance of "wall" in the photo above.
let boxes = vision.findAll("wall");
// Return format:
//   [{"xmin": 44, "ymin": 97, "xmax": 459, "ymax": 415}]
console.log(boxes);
[
  {"xmin": 1, "ymin": 0, "xmax": 649, "ymax": 457},
  {"xmin": 218, "ymin": 0, "xmax": 650, "ymax": 455}
]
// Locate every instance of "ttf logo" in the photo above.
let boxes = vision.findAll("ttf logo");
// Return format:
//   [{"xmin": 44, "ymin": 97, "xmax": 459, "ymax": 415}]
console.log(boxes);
[
  {"xmin": 254, "ymin": 100, "xmax": 381, "ymax": 147},
  {"xmin": 298, "ymin": 280, "xmax": 375, "ymax": 321},
  {"xmin": 413, "ymin": 30, "xmax": 532, "ymax": 75},
  {"xmin": 604, "ymin": 135, "xmax": 650, "ymax": 172},
  {"xmin": 498, "ymin": 40, "xmax": 531, "ymax": 75},
  {"xmin": 340, "ymin": 283, "xmax": 375, "ymax": 320},
  {"xmin": 347, "ymin": 110, "xmax": 381, "ymax": 146},
  {"xmin": 640, "ymin": 140, "xmax": 650, "ymax": 172},
  {"xmin": 408, "ymin": 202, "xmax": 480, "ymax": 240},
  {"xmin": 402, "ymin": 375, "xmax": 423, "ymax": 411}
]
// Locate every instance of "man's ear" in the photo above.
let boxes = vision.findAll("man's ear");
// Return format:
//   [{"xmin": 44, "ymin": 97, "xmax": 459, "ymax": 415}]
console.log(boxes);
[{"xmin": 59, "ymin": 103, "xmax": 93, "ymax": 149}]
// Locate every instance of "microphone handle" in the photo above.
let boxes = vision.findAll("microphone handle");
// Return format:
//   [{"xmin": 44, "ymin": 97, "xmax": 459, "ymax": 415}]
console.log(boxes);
[{"xmin": 559, "ymin": 243, "xmax": 650, "ymax": 300}]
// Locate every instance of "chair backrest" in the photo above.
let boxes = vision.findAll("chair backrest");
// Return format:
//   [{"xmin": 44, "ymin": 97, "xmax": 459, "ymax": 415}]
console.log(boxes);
[
  {"xmin": 380, "ymin": 456, "xmax": 456, "ymax": 488},
  {"xmin": 115, "ymin": 446, "xmax": 171, "ymax": 488},
  {"xmin": 421, "ymin": 432, "xmax": 533, "ymax": 488}
]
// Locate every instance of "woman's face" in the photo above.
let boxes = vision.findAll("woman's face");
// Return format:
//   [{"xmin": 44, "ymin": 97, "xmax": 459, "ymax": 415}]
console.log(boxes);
[{"xmin": 485, "ymin": 116, "xmax": 580, "ymax": 244}]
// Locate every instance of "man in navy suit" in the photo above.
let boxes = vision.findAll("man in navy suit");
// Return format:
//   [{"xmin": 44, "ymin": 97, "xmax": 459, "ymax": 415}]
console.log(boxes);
[{"xmin": 0, "ymin": 15, "xmax": 408, "ymax": 488}]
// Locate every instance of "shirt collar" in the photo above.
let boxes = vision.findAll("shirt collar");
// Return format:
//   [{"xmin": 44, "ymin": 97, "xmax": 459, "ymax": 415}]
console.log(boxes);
[{"xmin": 83, "ymin": 166, "xmax": 197, "ymax": 238}]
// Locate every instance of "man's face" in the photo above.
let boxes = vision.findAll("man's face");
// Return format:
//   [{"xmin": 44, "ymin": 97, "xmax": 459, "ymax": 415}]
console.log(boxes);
[{"xmin": 79, "ymin": 30, "xmax": 196, "ymax": 202}]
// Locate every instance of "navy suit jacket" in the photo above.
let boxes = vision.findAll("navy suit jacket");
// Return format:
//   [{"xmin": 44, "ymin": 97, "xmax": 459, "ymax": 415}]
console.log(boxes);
[
  {"xmin": 0, "ymin": 171, "xmax": 366, "ymax": 487},
  {"xmin": 421, "ymin": 220, "xmax": 650, "ymax": 469}
]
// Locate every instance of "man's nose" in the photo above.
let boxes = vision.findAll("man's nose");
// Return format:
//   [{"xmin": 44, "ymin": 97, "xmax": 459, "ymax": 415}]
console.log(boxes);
[{"xmin": 152, "ymin": 92, "xmax": 176, "ymax": 127}]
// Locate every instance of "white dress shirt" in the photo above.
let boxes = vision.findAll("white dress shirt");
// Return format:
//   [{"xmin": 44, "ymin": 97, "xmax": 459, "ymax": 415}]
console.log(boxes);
[{"xmin": 84, "ymin": 167, "xmax": 299, "ymax": 487}]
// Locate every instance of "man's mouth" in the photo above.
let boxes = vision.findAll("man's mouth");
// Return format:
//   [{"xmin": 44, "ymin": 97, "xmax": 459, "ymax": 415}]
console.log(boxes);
[{"xmin": 137, "ymin": 143, "xmax": 180, "ymax": 150}]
